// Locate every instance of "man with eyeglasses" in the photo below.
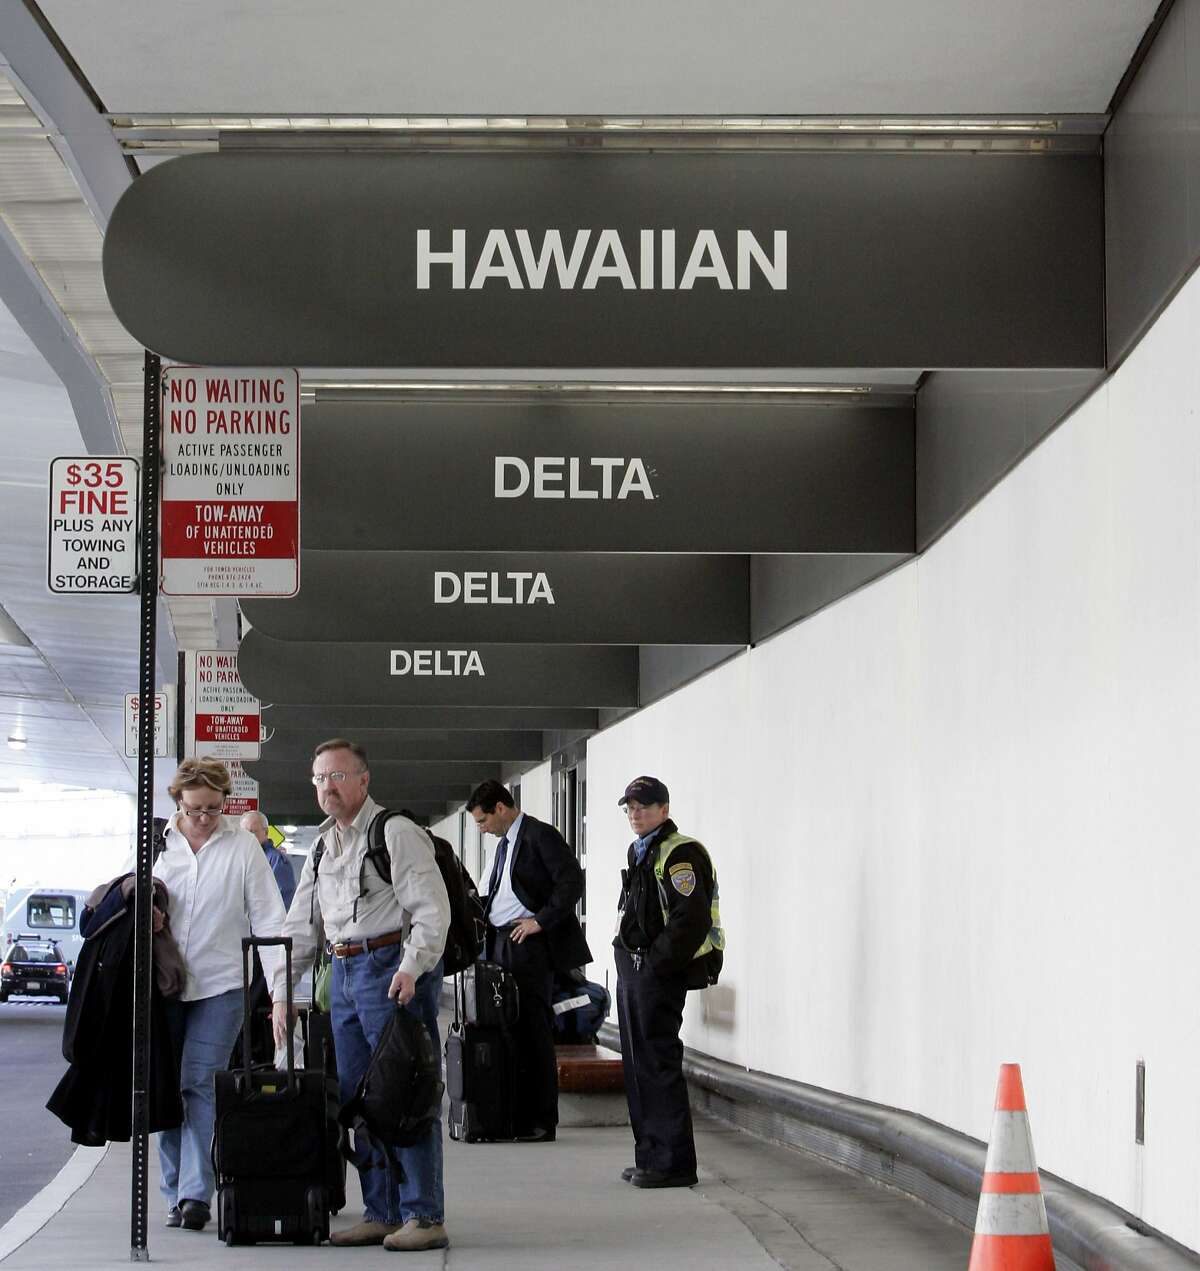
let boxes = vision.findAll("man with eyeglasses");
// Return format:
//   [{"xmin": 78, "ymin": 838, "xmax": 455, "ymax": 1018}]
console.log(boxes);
[
  {"xmin": 269, "ymin": 738, "xmax": 450, "ymax": 1253},
  {"xmin": 614, "ymin": 776, "xmax": 725, "ymax": 1190},
  {"xmin": 152, "ymin": 757, "xmax": 288, "ymax": 1232}
]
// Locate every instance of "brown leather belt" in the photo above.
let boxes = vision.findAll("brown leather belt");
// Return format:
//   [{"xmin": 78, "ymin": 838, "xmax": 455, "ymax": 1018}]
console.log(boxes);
[{"xmin": 332, "ymin": 929, "xmax": 405, "ymax": 959}]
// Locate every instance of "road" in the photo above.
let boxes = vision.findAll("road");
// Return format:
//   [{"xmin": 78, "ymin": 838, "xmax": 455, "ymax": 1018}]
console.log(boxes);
[{"xmin": 0, "ymin": 1000, "xmax": 75, "ymax": 1227}]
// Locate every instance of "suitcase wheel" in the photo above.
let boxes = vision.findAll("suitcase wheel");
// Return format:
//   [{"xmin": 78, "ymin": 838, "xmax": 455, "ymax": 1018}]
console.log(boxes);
[
  {"xmin": 303, "ymin": 1185, "xmax": 328, "ymax": 1246},
  {"xmin": 218, "ymin": 1186, "xmax": 238, "ymax": 1246}
]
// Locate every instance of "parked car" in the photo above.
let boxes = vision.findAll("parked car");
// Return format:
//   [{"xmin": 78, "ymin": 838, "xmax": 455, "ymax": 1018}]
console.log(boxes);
[{"xmin": 0, "ymin": 936, "xmax": 71, "ymax": 1004}]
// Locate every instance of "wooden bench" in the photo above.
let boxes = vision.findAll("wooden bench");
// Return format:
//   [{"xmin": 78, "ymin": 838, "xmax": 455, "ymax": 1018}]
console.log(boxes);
[
  {"xmin": 556, "ymin": 1043, "xmax": 625, "ymax": 1093},
  {"xmin": 555, "ymin": 1044, "xmax": 629, "ymax": 1125}
]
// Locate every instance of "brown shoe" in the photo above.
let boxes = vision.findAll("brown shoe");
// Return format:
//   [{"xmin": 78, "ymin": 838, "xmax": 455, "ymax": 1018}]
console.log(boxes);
[
  {"xmin": 383, "ymin": 1218, "xmax": 450, "ymax": 1252},
  {"xmin": 330, "ymin": 1220, "xmax": 402, "ymax": 1246}
]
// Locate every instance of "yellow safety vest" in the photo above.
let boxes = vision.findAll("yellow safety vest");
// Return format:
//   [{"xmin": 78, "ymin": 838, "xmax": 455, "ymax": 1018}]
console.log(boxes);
[{"xmin": 652, "ymin": 831, "xmax": 725, "ymax": 962}]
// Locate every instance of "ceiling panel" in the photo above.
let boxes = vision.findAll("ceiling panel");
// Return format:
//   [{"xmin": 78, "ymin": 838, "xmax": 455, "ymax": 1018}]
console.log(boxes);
[{"xmin": 38, "ymin": 1, "xmax": 1158, "ymax": 116}]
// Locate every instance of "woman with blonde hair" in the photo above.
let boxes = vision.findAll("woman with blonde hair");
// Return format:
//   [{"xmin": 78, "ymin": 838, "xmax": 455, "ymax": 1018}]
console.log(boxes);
[{"xmin": 152, "ymin": 757, "xmax": 287, "ymax": 1232}]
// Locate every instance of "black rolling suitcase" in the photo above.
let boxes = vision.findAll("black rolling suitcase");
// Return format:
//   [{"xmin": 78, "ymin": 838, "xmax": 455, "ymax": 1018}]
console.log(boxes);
[
  {"xmin": 214, "ymin": 937, "xmax": 345, "ymax": 1246},
  {"xmin": 446, "ymin": 963, "xmax": 519, "ymax": 1142}
]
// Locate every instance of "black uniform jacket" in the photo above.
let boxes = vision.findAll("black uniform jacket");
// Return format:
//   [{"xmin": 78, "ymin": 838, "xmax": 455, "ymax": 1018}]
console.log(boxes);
[
  {"xmin": 614, "ymin": 819, "xmax": 715, "ymax": 978},
  {"xmin": 46, "ymin": 875, "xmax": 183, "ymax": 1146},
  {"xmin": 486, "ymin": 814, "xmax": 592, "ymax": 972}
]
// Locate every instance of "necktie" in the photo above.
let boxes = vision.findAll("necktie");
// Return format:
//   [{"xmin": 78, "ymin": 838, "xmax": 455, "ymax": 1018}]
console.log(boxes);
[{"xmin": 488, "ymin": 836, "xmax": 509, "ymax": 897}]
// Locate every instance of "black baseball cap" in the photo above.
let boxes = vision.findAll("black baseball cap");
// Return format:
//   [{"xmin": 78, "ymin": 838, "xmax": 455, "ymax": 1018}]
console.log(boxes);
[{"xmin": 618, "ymin": 775, "xmax": 670, "ymax": 807}]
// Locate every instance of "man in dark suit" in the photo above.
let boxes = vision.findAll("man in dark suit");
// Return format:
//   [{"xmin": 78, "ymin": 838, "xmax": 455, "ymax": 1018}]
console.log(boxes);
[{"xmin": 467, "ymin": 779, "xmax": 592, "ymax": 1142}]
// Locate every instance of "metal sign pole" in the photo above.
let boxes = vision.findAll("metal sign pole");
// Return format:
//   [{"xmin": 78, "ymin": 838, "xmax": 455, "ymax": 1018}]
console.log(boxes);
[{"xmin": 130, "ymin": 350, "xmax": 161, "ymax": 1261}]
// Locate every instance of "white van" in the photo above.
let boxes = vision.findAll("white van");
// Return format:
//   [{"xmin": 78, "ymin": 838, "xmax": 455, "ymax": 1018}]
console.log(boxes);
[{"xmin": 1, "ymin": 887, "xmax": 91, "ymax": 969}]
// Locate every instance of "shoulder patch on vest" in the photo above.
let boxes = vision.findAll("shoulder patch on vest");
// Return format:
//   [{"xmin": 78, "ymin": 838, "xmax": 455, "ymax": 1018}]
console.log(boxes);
[
  {"xmin": 668, "ymin": 861, "xmax": 692, "ymax": 875},
  {"xmin": 670, "ymin": 868, "xmax": 696, "ymax": 897}
]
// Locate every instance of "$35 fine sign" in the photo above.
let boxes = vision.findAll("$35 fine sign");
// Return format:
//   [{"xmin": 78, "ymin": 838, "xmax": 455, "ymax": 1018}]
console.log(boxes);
[{"xmin": 47, "ymin": 457, "xmax": 140, "ymax": 594}]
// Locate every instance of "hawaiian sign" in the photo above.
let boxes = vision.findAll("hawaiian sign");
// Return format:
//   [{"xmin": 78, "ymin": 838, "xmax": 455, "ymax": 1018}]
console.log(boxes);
[{"xmin": 104, "ymin": 151, "xmax": 1103, "ymax": 369}]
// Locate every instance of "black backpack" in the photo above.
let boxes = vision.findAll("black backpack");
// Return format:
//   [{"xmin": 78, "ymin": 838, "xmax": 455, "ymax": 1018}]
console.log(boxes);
[
  {"xmin": 311, "ymin": 810, "xmax": 486, "ymax": 975},
  {"xmin": 338, "ymin": 1005, "xmax": 443, "ymax": 1148}
]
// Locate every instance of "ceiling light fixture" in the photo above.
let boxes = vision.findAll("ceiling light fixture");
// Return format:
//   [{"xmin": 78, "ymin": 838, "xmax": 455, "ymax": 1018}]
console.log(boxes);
[
  {"xmin": 303, "ymin": 380, "xmax": 873, "ymax": 395},
  {"xmin": 110, "ymin": 113, "xmax": 1067, "ymax": 135},
  {"xmin": 7, "ymin": 733, "xmax": 28, "ymax": 751}
]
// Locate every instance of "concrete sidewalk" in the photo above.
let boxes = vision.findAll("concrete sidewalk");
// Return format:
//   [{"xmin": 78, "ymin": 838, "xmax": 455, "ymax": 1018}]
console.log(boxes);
[{"xmin": 0, "ymin": 1109, "xmax": 970, "ymax": 1270}]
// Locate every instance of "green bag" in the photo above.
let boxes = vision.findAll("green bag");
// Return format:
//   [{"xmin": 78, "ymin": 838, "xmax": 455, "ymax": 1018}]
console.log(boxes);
[{"xmin": 313, "ymin": 950, "xmax": 332, "ymax": 1013}]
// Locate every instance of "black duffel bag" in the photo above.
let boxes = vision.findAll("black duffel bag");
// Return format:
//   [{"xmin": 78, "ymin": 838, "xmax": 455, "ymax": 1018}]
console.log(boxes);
[{"xmin": 338, "ymin": 1004, "xmax": 443, "ymax": 1149}]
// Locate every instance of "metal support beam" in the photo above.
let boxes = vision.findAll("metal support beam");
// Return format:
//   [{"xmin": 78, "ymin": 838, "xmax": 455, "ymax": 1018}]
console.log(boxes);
[{"xmin": 130, "ymin": 351, "xmax": 160, "ymax": 1260}]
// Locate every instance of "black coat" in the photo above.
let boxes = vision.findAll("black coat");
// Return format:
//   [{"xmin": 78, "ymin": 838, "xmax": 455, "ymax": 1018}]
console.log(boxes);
[
  {"xmin": 46, "ymin": 877, "xmax": 182, "ymax": 1146},
  {"xmin": 485, "ymin": 814, "xmax": 592, "ymax": 972}
]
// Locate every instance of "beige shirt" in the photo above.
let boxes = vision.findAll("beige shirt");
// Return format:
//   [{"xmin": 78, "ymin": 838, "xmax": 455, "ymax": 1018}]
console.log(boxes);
[{"xmin": 270, "ymin": 796, "xmax": 449, "ymax": 1000}]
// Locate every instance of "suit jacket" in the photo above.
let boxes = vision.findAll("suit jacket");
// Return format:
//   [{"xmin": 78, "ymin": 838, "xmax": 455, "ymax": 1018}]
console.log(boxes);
[{"xmin": 486, "ymin": 814, "xmax": 592, "ymax": 972}]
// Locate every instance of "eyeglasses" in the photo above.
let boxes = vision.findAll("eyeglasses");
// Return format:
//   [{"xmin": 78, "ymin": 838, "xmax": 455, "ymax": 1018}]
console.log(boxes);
[
  {"xmin": 311, "ymin": 770, "xmax": 363, "ymax": 786},
  {"xmin": 180, "ymin": 804, "xmax": 224, "ymax": 819}
]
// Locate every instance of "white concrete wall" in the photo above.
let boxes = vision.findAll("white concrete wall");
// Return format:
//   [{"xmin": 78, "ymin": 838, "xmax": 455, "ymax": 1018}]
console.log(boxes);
[
  {"xmin": 431, "ymin": 809, "xmax": 462, "ymax": 854},
  {"xmin": 515, "ymin": 760, "xmax": 553, "ymax": 823},
  {"xmin": 586, "ymin": 268, "xmax": 1200, "ymax": 1248}
]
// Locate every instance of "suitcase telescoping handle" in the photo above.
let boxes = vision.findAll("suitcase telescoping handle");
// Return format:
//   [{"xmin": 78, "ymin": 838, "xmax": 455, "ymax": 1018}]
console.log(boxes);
[{"xmin": 241, "ymin": 935, "xmax": 295, "ymax": 1086}]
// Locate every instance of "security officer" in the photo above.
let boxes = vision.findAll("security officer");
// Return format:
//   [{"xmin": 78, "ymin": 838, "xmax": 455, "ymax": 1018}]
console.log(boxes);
[{"xmin": 613, "ymin": 776, "xmax": 724, "ymax": 1189}]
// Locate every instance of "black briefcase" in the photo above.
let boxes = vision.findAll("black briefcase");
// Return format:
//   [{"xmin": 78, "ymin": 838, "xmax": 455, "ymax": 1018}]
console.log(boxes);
[
  {"xmin": 214, "ymin": 938, "xmax": 345, "ymax": 1246},
  {"xmin": 461, "ymin": 960, "xmax": 520, "ymax": 1029}
]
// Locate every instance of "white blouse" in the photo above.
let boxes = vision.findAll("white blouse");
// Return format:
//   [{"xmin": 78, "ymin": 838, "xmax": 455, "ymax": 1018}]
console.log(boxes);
[{"xmin": 154, "ymin": 814, "xmax": 288, "ymax": 1002}]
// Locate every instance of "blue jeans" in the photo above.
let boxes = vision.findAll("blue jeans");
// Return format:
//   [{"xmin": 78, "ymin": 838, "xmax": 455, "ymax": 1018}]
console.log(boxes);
[
  {"xmin": 158, "ymin": 989, "xmax": 243, "ymax": 1209},
  {"xmin": 332, "ymin": 946, "xmax": 444, "ymax": 1225}
]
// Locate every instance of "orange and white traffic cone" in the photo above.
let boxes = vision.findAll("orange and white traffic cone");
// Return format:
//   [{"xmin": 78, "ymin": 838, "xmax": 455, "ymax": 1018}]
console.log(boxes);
[{"xmin": 967, "ymin": 1063, "xmax": 1055, "ymax": 1270}]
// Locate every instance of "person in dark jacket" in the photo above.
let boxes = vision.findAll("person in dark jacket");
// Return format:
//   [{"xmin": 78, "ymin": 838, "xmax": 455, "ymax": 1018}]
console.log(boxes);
[
  {"xmin": 47, "ymin": 875, "xmax": 185, "ymax": 1146},
  {"xmin": 468, "ymin": 780, "xmax": 592, "ymax": 1142},
  {"xmin": 239, "ymin": 810, "xmax": 296, "ymax": 910},
  {"xmin": 614, "ymin": 776, "xmax": 724, "ymax": 1190}
]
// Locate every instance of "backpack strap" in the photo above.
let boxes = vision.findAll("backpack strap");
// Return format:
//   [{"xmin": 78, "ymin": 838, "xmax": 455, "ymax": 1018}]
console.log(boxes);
[
  {"xmin": 365, "ymin": 809, "xmax": 395, "ymax": 887},
  {"xmin": 309, "ymin": 833, "xmax": 326, "ymax": 925},
  {"xmin": 351, "ymin": 809, "xmax": 397, "ymax": 924}
]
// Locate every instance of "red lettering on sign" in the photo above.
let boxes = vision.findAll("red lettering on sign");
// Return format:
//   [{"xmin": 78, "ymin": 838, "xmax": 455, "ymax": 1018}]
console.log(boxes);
[
  {"xmin": 58, "ymin": 490, "xmax": 130, "ymax": 515},
  {"xmin": 161, "ymin": 501, "xmax": 298, "ymax": 559},
  {"xmin": 194, "ymin": 714, "xmax": 258, "ymax": 743}
]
